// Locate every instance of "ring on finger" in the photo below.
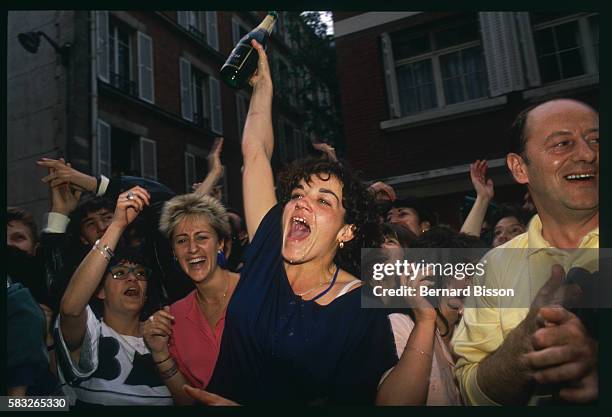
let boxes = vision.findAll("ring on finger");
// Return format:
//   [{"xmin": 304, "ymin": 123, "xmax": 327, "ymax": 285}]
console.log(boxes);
[
  {"xmin": 127, "ymin": 191, "xmax": 135, "ymax": 200},
  {"xmin": 149, "ymin": 315, "xmax": 154, "ymax": 322}
]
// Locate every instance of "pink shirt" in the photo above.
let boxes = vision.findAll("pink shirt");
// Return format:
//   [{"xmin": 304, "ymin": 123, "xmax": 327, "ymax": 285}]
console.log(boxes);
[{"xmin": 169, "ymin": 290, "xmax": 226, "ymax": 389}]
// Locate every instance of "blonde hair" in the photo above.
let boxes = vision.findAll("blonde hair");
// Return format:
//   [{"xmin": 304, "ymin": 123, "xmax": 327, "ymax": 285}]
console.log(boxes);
[{"xmin": 159, "ymin": 193, "xmax": 230, "ymax": 242}]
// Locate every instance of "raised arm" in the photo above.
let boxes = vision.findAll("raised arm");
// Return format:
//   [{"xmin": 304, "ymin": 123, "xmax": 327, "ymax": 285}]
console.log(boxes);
[
  {"xmin": 193, "ymin": 137, "xmax": 225, "ymax": 196},
  {"xmin": 460, "ymin": 160, "xmax": 494, "ymax": 237},
  {"xmin": 242, "ymin": 39, "xmax": 277, "ymax": 241},
  {"xmin": 59, "ymin": 187, "xmax": 150, "ymax": 354}
]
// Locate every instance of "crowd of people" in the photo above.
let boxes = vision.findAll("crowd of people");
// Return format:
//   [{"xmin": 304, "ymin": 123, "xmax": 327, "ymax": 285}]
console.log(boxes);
[{"xmin": 6, "ymin": 39, "xmax": 599, "ymax": 406}]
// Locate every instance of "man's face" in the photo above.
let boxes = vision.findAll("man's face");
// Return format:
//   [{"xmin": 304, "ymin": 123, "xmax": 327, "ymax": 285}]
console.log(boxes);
[
  {"xmin": 7, "ymin": 220, "xmax": 37, "ymax": 256},
  {"xmin": 520, "ymin": 100, "xmax": 599, "ymax": 216},
  {"xmin": 80, "ymin": 208, "xmax": 114, "ymax": 245}
]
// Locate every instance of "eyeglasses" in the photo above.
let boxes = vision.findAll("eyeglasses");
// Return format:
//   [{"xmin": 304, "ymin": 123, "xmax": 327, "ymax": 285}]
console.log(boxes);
[{"xmin": 109, "ymin": 265, "xmax": 151, "ymax": 281}]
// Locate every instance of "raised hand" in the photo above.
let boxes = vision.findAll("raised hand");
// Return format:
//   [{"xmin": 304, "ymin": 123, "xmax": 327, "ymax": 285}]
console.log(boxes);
[
  {"xmin": 112, "ymin": 186, "xmax": 150, "ymax": 229},
  {"xmin": 398, "ymin": 261, "xmax": 437, "ymax": 322},
  {"xmin": 183, "ymin": 385, "xmax": 240, "ymax": 406},
  {"xmin": 48, "ymin": 163, "xmax": 82, "ymax": 215},
  {"xmin": 312, "ymin": 141, "xmax": 338, "ymax": 162},
  {"xmin": 37, "ymin": 157, "xmax": 97, "ymax": 193},
  {"xmin": 248, "ymin": 39, "xmax": 272, "ymax": 93},
  {"xmin": 207, "ymin": 137, "xmax": 225, "ymax": 176},
  {"xmin": 469, "ymin": 159, "xmax": 494, "ymax": 201},
  {"xmin": 369, "ymin": 181, "xmax": 397, "ymax": 202},
  {"xmin": 143, "ymin": 306, "xmax": 174, "ymax": 356}
]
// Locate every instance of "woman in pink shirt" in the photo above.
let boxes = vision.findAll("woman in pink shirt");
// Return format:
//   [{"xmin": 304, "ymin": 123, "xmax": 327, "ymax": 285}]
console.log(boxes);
[{"xmin": 143, "ymin": 193, "xmax": 239, "ymax": 405}]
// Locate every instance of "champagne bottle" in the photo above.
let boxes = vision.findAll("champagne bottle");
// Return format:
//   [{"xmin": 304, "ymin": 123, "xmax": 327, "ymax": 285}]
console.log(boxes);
[{"xmin": 220, "ymin": 11, "xmax": 277, "ymax": 89}]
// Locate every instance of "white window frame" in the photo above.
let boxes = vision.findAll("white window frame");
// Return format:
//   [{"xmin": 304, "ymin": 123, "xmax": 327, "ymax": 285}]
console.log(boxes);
[
  {"xmin": 205, "ymin": 11, "xmax": 219, "ymax": 50},
  {"xmin": 180, "ymin": 57, "xmax": 194, "ymax": 121},
  {"xmin": 96, "ymin": 11, "xmax": 110, "ymax": 82},
  {"xmin": 137, "ymin": 32, "xmax": 155, "ymax": 103},
  {"xmin": 96, "ymin": 119, "xmax": 112, "ymax": 176},
  {"xmin": 139, "ymin": 137, "xmax": 158, "ymax": 180}
]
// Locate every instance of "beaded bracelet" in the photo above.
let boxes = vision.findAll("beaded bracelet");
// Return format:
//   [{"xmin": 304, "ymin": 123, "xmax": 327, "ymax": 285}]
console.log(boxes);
[
  {"xmin": 93, "ymin": 239, "xmax": 114, "ymax": 261},
  {"xmin": 92, "ymin": 243, "xmax": 111, "ymax": 261}
]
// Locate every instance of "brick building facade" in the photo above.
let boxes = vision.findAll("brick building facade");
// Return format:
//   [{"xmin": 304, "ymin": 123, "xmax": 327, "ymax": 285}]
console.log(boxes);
[{"xmin": 333, "ymin": 11, "xmax": 599, "ymax": 227}]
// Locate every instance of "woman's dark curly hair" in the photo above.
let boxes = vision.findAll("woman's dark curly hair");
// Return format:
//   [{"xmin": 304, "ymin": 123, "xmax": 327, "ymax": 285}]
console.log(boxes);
[{"xmin": 277, "ymin": 157, "xmax": 383, "ymax": 277}]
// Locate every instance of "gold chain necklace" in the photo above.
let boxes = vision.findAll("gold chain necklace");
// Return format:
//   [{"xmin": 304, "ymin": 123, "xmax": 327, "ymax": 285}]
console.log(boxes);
[
  {"xmin": 295, "ymin": 267, "xmax": 337, "ymax": 297},
  {"xmin": 196, "ymin": 276, "xmax": 230, "ymax": 306}
]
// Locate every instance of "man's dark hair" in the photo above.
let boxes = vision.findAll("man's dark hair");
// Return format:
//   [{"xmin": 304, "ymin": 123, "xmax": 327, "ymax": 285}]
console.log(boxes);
[
  {"xmin": 67, "ymin": 195, "xmax": 115, "ymax": 242},
  {"xmin": 277, "ymin": 156, "xmax": 382, "ymax": 276},
  {"xmin": 381, "ymin": 222, "xmax": 417, "ymax": 248},
  {"xmin": 7, "ymin": 206, "xmax": 39, "ymax": 243},
  {"xmin": 509, "ymin": 97, "xmax": 598, "ymax": 161}
]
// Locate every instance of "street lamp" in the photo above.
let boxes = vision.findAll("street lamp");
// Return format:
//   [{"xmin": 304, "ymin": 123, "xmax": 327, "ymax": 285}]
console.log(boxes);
[{"xmin": 17, "ymin": 31, "xmax": 71, "ymax": 66}]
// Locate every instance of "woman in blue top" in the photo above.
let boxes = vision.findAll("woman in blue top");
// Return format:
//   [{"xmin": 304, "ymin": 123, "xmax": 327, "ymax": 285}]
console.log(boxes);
[{"xmin": 184, "ymin": 40, "xmax": 398, "ymax": 405}]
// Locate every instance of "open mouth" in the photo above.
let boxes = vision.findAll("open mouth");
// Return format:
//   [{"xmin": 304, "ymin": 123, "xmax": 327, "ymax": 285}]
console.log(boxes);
[
  {"xmin": 188, "ymin": 257, "xmax": 206, "ymax": 266},
  {"xmin": 564, "ymin": 172, "xmax": 596, "ymax": 182},
  {"xmin": 124, "ymin": 287, "xmax": 140, "ymax": 297},
  {"xmin": 287, "ymin": 216, "xmax": 311, "ymax": 241}
]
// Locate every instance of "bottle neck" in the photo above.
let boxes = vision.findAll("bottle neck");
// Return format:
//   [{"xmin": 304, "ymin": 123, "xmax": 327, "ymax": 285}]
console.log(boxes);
[{"xmin": 258, "ymin": 14, "xmax": 277, "ymax": 34}]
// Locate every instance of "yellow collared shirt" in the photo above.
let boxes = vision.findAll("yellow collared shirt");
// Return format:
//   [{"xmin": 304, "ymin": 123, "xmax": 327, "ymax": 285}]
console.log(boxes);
[{"xmin": 451, "ymin": 215, "xmax": 599, "ymax": 405}]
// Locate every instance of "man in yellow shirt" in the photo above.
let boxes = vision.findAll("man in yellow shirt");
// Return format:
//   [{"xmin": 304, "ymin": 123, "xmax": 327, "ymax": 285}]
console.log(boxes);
[{"xmin": 452, "ymin": 99, "xmax": 599, "ymax": 405}]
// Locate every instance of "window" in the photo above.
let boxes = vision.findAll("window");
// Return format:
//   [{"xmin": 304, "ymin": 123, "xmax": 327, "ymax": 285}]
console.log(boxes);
[
  {"xmin": 97, "ymin": 119, "xmax": 111, "ymax": 177},
  {"xmin": 531, "ymin": 13, "xmax": 598, "ymax": 84},
  {"xmin": 232, "ymin": 17, "xmax": 250, "ymax": 45},
  {"xmin": 97, "ymin": 122, "xmax": 157, "ymax": 179},
  {"xmin": 179, "ymin": 58, "xmax": 223, "ymax": 134},
  {"xmin": 178, "ymin": 11, "xmax": 219, "ymax": 50},
  {"xmin": 96, "ymin": 12, "xmax": 154, "ymax": 102},
  {"xmin": 109, "ymin": 20, "xmax": 134, "ymax": 95},
  {"xmin": 276, "ymin": 118, "xmax": 304, "ymax": 163},
  {"xmin": 184, "ymin": 152, "xmax": 197, "ymax": 192},
  {"xmin": 273, "ymin": 55, "xmax": 297, "ymax": 107},
  {"xmin": 386, "ymin": 15, "xmax": 488, "ymax": 116}
]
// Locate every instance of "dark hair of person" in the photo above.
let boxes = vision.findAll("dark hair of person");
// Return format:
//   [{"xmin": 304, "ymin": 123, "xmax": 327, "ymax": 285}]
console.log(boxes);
[
  {"xmin": 509, "ymin": 97, "xmax": 597, "ymax": 162},
  {"xmin": 410, "ymin": 225, "xmax": 486, "ymax": 337},
  {"xmin": 90, "ymin": 244, "xmax": 161, "ymax": 320},
  {"xmin": 7, "ymin": 206, "xmax": 39, "ymax": 243},
  {"xmin": 488, "ymin": 203, "xmax": 528, "ymax": 231},
  {"xmin": 67, "ymin": 195, "xmax": 115, "ymax": 244},
  {"xmin": 381, "ymin": 222, "xmax": 417, "ymax": 248},
  {"xmin": 277, "ymin": 156, "xmax": 383, "ymax": 277},
  {"xmin": 389, "ymin": 198, "xmax": 438, "ymax": 227}
]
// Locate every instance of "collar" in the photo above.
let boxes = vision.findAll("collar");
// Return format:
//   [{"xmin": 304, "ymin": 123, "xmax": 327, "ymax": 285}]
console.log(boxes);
[{"xmin": 527, "ymin": 215, "xmax": 599, "ymax": 255}]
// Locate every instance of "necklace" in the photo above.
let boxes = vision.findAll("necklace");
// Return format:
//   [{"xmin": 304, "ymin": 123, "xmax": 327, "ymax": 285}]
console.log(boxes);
[
  {"xmin": 196, "ymin": 276, "xmax": 230, "ymax": 306},
  {"xmin": 295, "ymin": 266, "xmax": 338, "ymax": 298}
]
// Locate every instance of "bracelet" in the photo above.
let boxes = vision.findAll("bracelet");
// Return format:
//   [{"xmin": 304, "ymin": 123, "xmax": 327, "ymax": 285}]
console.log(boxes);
[
  {"xmin": 94, "ymin": 239, "xmax": 114, "ymax": 260},
  {"xmin": 159, "ymin": 362, "xmax": 178, "ymax": 380},
  {"xmin": 405, "ymin": 345, "xmax": 433, "ymax": 358},
  {"xmin": 154, "ymin": 355, "xmax": 172, "ymax": 365},
  {"xmin": 92, "ymin": 243, "xmax": 111, "ymax": 261}
]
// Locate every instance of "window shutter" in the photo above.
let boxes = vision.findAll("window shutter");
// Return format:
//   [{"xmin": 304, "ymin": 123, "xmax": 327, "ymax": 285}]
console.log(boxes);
[
  {"xmin": 97, "ymin": 119, "xmax": 111, "ymax": 177},
  {"xmin": 515, "ymin": 12, "xmax": 541, "ymax": 87},
  {"xmin": 380, "ymin": 33, "xmax": 401, "ymax": 118},
  {"xmin": 236, "ymin": 93, "xmax": 248, "ymax": 140},
  {"xmin": 209, "ymin": 76, "xmax": 223, "ymax": 134},
  {"xmin": 184, "ymin": 152, "xmax": 196, "ymax": 192},
  {"xmin": 179, "ymin": 58, "xmax": 193, "ymax": 121},
  {"xmin": 232, "ymin": 18, "xmax": 241, "ymax": 45},
  {"xmin": 479, "ymin": 12, "xmax": 525, "ymax": 96},
  {"xmin": 177, "ymin": 11, "xmax": 189, "ymax": 29},
  {"xmin": 137, "ymin": 32, "xmax": 155, "ymax": 103},
  {"xmin": 96, "ymin": 11, "xmax": 109, "ymax": 82},
  {"xmin": 140, "ymin": 138, "xmax": 157, "ymax": 180},
  {"xmin": 206, "ymin": 12, "xmax": 219, "ymax": 50}
]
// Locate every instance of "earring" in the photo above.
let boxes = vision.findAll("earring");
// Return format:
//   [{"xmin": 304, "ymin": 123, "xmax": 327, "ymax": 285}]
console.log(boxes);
[
  {"xmin": 217, "ymin": 249, "xmax": 227, "ymax": 268},
  {"xmin": 339, "ymin": 241, "xmax": 344, "ymax": 249}
]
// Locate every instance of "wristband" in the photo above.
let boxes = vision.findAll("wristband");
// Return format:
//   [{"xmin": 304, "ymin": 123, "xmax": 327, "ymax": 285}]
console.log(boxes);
[
  {"xmin": 95, "ymin": 176, "xmax": 101, "ymax": 194},
  {"xmin": 154, "ymin": 355, "xmax": 172, "ymax": 365},
  {"xmin": 159, "ymin": 362, "xmax": 179, "ymax": 380}
]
